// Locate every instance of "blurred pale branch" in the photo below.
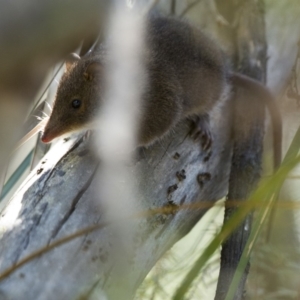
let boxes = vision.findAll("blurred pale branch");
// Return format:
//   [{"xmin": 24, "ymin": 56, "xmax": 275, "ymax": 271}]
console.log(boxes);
[{"xmin": 0, "ymin": 0, "xmax": 109, "ymax": 172}]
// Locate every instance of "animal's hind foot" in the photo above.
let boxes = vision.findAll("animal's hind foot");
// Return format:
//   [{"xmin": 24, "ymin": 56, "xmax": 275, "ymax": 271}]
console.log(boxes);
[{"xmin": 189, "ymin": 114, "xmax": 213, "ymax": 151}]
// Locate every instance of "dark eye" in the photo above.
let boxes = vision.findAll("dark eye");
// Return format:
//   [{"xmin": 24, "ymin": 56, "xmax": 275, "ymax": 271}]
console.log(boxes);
[{"xmin": 72, "ymin": 99, "xmax": 81, "ymax": 109}]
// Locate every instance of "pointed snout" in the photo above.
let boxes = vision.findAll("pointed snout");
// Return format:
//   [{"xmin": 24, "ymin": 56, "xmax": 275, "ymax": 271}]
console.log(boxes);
[
  {"xmin": 41, "ymin": 123, "xmax": 60, "ymax": 144},
  {"xmin": 41, "ymin": 130, "xmax": 55, "ymax": 143}
]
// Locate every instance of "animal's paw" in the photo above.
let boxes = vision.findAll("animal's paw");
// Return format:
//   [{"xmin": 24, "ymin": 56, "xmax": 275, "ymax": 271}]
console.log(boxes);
[{"xmin": 189, "ymin": 115, "xmax": 213, "ymax": 151}]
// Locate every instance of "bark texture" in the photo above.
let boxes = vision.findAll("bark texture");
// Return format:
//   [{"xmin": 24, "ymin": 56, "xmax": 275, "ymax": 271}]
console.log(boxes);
[
  {"xmin": 0, "ymin": 1, "xmax": 273, "ymax": 299},
  {"xmin": 0, "ymin": 106, "xmax": 232, "ymax": 299}
]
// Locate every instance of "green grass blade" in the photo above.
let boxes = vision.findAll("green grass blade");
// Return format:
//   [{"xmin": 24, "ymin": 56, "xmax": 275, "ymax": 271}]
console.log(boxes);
[
  {"xmin": 224, "ymin": 125, "xmax": 300, "ymax": 300},
  {"xmin": 172, "ymin": 155, "xmax": 300, "ymax": 300}
]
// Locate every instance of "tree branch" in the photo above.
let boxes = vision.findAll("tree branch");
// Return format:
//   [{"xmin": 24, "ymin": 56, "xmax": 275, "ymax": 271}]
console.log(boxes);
[{"xmin": 0, "ymin": 109, "xmax": 232, "ymax": 299}]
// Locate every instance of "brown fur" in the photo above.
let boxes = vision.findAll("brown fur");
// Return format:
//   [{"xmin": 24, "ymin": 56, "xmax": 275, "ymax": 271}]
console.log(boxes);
[
  {"xmin": 42, "ymin": 16, "xmax": 229, "ymax": 145},
  {"xmin": 41, "ymin": 15, "xmax": 281, "ymax": 168}
]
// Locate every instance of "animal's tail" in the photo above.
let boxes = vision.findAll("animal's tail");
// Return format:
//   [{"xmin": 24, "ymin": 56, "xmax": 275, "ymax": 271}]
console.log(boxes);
[{"xmin": 230, "ymin": 72, "xmax": 282, "ymax": 171}]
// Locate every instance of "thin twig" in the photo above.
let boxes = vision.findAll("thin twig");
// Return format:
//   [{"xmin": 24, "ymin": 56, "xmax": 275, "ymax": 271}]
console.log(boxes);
[
  {"xmin": 170, "ymin": 0, "xmax": 177, "ymax": 15},
  {"xmin": 1, "ymin": 199, "xmax": 300, "ymax": 281}
]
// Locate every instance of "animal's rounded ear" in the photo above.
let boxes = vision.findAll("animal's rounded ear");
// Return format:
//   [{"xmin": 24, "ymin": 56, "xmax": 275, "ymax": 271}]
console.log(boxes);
[
  {"xmin": 84, "ymin": 62, "xmax": 102, "ymax": 81},
  {"xmin": 65, "ymin": 53, "xmax": 81, "ymax": 71}
]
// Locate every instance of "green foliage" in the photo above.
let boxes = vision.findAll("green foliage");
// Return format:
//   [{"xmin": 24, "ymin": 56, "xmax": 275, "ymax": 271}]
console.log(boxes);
[{"xmin": 137, "ymin": 126, "xmax": 300, "ymax": 300}]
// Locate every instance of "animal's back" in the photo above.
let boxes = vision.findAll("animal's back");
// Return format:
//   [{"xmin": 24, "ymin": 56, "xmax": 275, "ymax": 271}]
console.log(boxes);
[{"xmin": 146, "ymin": 16, "xmax": 229, "ymax": 114}]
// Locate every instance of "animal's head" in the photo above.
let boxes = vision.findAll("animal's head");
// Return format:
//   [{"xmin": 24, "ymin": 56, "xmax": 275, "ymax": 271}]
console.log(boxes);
[{"xmin": 41, "ymin": 53, "xmax": 103, "ymax": 143}]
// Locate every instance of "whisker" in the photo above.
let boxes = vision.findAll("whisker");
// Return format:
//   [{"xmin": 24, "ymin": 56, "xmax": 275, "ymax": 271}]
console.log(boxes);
[
  {"xmin": 45, "ymin": 101, "xmax": 53, "ymax": 111},
  {"xmin": 41, "ymin": 111, "xmax": 49, "ymax": 118},
  {"xmin": 158, "ymin": 139, "xmax": 172, "ymax": 159},
  {"xmin": 14, "ymin": 118, "xmax": 49, "ymax": 151}
]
